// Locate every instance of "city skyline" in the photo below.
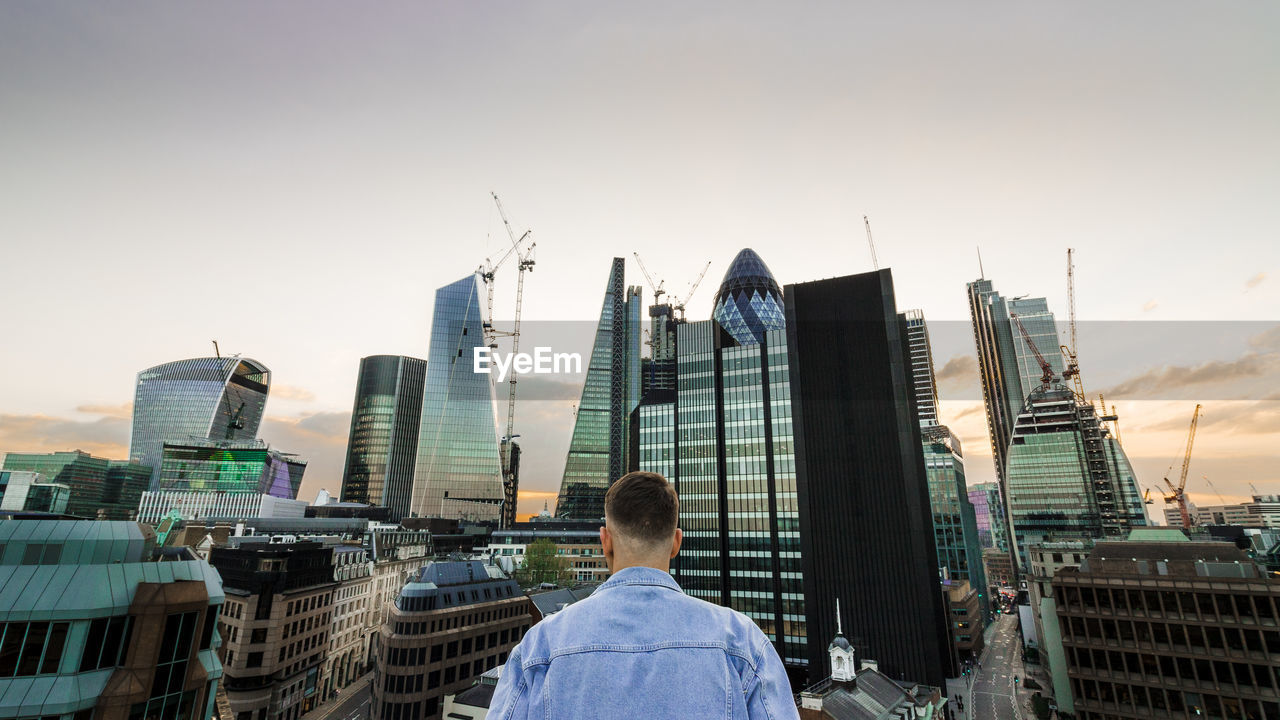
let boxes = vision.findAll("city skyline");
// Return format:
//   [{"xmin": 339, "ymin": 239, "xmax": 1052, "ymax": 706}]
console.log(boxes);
[{"xmin": 2, "ymin": 3, "xmax": 1277, "ymax": 517}]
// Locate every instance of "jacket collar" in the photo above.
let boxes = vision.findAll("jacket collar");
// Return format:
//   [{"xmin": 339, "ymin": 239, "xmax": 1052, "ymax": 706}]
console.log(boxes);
[{"xmin": 597, "ymin": 565, "xmax": 682, "ymax": 593}]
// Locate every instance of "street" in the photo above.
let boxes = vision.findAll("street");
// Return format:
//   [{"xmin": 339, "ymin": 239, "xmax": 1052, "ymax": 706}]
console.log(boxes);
[
  {"xmin": 305, "ymin": 681, "xmax": 371, "ymax": 720},
  {"xmin": 971, "ymin": 614, "xmax": 1023, "ymax": 720}
]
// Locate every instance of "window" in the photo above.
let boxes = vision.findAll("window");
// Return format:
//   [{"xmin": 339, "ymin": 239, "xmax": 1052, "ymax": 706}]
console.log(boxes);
[
  {"xmin": 246, "ymin": 652, "xmax": 263, "ymax": 668},
  {"xmin": 251, "ymin": 628, "xmax": 268, "ymax": 644},
  {"xmin": 78, "ymin": 617, "xmax": 132, "ymax": 672},
  {"xmin": 152, "ymin": 612, "xmax": 198, "ymax": 697}
]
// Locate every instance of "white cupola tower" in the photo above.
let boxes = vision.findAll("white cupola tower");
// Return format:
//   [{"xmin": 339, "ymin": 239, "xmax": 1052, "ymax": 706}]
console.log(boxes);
[{"xmin": 828, "ymin": 599, "xmax": 856, "ymax": 683}]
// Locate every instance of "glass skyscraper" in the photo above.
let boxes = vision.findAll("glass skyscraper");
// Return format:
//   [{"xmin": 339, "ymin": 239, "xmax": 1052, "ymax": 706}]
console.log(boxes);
[
  {"xmin": 129, "ymin": 356, "xmax": 271, "ymax": 489},
  {"xmin": 1005, "ymin": 388, "xmax": 1148, "ymax": 568},
  {"xmin": 2, "ymin": 451, "xmax": 150, "ymax": 520},
  {"xmin": 340, "ymin": 355, "xmax": 427, "ymax": 520},
  {"xmin": 412, "ymin": 275, "xmax": 504, "ymax": 522},
  {"xmin": 555, "ymin": 258, "xmax": 642, "ymax": 519},
  {"xmin": 967, "ymin": 279, "xmax": 1063, "ymax": 575},
  {"xmin": 903, "ymin": 309, "xmax": 988, "ymax": 617},
  {"xmin": 156, "ymin": 439, "xmax": 305, "ymax": 498},
  {"xmin": 637, "ymin": 251, "xmax": 805, "ymax": 679},
  {"xmin": 712, "ymin": 248, "xmax": 786, "ymax": 346},
  {"xmin": 968, "ymin": 481, "xmax": 1007, "ymax": 551},
  {"xmin": 902, "ymin": 310, "xmax": 940, "ymax": 425}
]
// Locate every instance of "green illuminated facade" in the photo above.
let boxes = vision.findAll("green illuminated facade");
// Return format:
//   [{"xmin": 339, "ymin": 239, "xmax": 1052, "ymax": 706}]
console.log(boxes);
[{"xmin": 157, "ymin": 439, "xmax": 305, "ymax": 498}]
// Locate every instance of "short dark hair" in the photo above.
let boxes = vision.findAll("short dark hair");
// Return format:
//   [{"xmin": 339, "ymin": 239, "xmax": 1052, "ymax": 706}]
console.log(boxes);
[{"xmin": 604, "ymin": 471, "xmax": 679, "ymax": 546}]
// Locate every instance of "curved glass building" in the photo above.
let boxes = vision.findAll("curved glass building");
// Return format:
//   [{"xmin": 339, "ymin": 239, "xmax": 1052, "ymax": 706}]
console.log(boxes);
[
  {"xmin": 1005, "ymin": 388, "xmax": 1148, "ymax": 569},
  {"xmin": 712, "ymin": 248, "xmax": 786, "ymax": 346},
  {"xmin": 340, "ymin": 355, "xmax": 427, "ymax": 520},
  {"xmin": 412, "ymin": 275, "xmax": 504, "ymax": 521},
  {"xmin": 130, "ymin": 357, "xmax": 271, "ymax": 489}
]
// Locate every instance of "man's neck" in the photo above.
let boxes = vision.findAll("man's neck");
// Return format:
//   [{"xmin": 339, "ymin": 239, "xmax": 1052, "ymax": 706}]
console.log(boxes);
[{"xmin": 609, "ymin": 559, "xmax": 670, "ymax": 574}]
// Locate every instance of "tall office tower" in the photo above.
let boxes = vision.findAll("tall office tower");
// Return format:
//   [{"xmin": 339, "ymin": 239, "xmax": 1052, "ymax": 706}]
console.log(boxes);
[
  {"xmin": 967, "ymin": 481, "xmax": 1008, "ymax": 551},
  {"xmin": 130, "ymin": 356, "xmax": 271, "ymax": 489},
  {"xmin": 0, "ymin": 520, "xmax": 225, "ymax": 720},
  {"xmin": 786, "ymin": 269, "xmax": 954, "ymax": 689},
  {"xmin": 712, "ymin": 248, "xmax": 786, "ymax": 345},
  {"xmin": 1006, "ymin": 388, "xmax": 1148, "ymax": 568},
  {"xmin": 902, "ymin": 310, "xmax": 940, "ymax": 425},
  {"xmin": 633, "ymin": 250, "xmax": 804, "ymax": 681},
  {"xmin": 2, "ymin": 451, "xmax": 150, "ymax": 519},
  {"xmin": 901, "ymin": 309, "xmax": 988, "ymax": 616},
  {"xmin": 967, "ymin": 279, "xmax": 1063, "ymax": 572},
  {"xmin": 340, "ymin": 355, "xmax": 427, "ymax": 519},
  {"xmin": 412, "ymin": 275, "xmax": 504, "ymax": 522},
  {"xmin": 922, "ymin": 427, "xmax": 988, "ymax": 598},
  {"xmin": 641, "ymin": 302, "xmax": 680, "ymax": 397},
  {"xmin": 555, "ymin": 258, "xmax": 642, "ymax": 519}
]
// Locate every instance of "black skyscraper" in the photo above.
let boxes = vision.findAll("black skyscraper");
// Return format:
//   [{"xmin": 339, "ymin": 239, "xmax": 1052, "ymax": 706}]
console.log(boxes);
[
  {"xmin": 340, "ymin": 355, "xmax": 427, "ymax": 520},
  {"xmin": 785, "ymin": 269, "xmax": 954, "ymax": 688}
]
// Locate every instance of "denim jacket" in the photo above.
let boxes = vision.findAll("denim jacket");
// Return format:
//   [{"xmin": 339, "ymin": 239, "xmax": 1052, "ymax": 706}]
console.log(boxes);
[{"xmin": 488, "ymin": 566, "xmax": 800, "ymax": 719}]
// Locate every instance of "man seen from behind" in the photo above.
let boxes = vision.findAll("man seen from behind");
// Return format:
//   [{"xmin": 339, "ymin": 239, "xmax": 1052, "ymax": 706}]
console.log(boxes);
[{"xmin": 489, "ymin": 471, "xmax": 799, "ymax": 719}]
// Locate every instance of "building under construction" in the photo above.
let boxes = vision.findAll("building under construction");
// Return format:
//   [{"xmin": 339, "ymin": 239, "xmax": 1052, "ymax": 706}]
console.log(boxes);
[{"xmin": 1005, "ymin": 387, "xmax": 1148, "ymax": 569}]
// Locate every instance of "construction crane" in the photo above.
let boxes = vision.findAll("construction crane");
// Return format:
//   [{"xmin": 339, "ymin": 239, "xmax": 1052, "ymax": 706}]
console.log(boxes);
[
  {"xmin": 478, "ymin": 200, "xmax": 534, "ymax": 348},
  {"xmin": 1142, "ymin": 488, "xmax": 1154, "ymax": 505},
  {"xmin": 1202, "ymin": 474, "xmax": 1228, "ymax": 507},
  {"xmin": 1010, "ymin": 312, "xmax": 1057, "ymax": 391},
  {"xmin": 671, "ymin": 261, "xmax": 712, "ymax": 321},
  {"xmin": 633, "ymin": 253, "xmax": 665, "ymax": 304},
  {"xmin": 1161, "ymin": 404, "xmax": 1202, "ymax": 528},
  {"xmin": 1059, "ymin": 249, "xmax": 1086, "ymax": 402},
  {"xmin": 863, "ymin": 215, "xmax": 880, "ymax": 271},
  {"xmin": 486, "ymin": 192, "xmax": 536, "ymax": 528}
]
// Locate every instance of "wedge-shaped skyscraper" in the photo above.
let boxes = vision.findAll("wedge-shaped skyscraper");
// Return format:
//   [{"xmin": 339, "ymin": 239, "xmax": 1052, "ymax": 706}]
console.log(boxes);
[
  {"xmin": 555, "ymin": 257, "xmax": 641, "ymax": 519},
  {"xmin": 130, "ymin": 356, "xmax": 271, "ymax": 489},
  {"xmin": 412, "ymin": 275, "xmax": 504, "ymax": 521}
]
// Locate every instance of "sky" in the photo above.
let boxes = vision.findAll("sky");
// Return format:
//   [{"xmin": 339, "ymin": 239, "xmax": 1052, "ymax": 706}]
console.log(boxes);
[{"xmin": 1, "ymin": 2, "xmax": 1277, "ymax": 520}]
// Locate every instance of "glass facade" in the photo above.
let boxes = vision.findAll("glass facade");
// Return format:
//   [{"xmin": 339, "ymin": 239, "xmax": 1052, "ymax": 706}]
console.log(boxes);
[
  {"xmin": 641, "ymin": 302, "xmax": 804, "ymax": 672},
  {"xmin": 922, "ymin": 427, "xmax": 989, "ymax": 616},
  {"xmin": 905, "ymin": 308, "xmax": 989, "ymax": 618},
  {"xmin": 2, "ymin": 451, "xmax": 148, "ymax": 519},
  {"xmin": 130, "ymin": 357, "xmax": 270, "ymax": 490},
  {"xmin": 712, "ymin": 249, "xmax": 786, "ymax": 346},
  {"xmin": 412, "ymin": 275, "xmax": 504, "ymax": 522},
  {"xmin": 340, "ymin": 355, "xmax": 427, "ymax": 520},
  {"xmin": 968, "ymin": 482, "xmax": 1008, "ymax": 551},
  {"xmin": 1006, "ymin": 389, "xmax": 1148, "ymax": 569},
  {"xmin": 157, "ymin": 439, "xmax": 305, "ymax": 498},
  {"xmin": 902, "ymin": 310, "xmax": 940, "ymax": 425},
  {"xmin": 555, "ymin": 258, "xmax": 642, "ymax": 519},
  {"xmin": 967, "ymin": 279, "xmax": 1063, "ymax": 576}
]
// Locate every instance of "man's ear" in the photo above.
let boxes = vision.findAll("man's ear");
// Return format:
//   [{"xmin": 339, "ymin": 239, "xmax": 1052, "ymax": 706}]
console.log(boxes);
[
  {"xmin": 600, "ymin": 525, "xmax": 613, "ymax": 556},
  {"xmin": 670, "ymin": 528, "xmax": 683, "ymax": 559}
]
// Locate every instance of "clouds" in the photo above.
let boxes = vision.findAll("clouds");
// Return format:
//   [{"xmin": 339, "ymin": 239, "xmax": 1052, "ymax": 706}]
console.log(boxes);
[
  {"xmin": 1143, "ymin": 300, "xmax": 1158, "ymax": 312},
  {"xmin": 1246, "ymin": 272, "xmax": 1267, "ymax": 290},
  {"xmin": 0, "ymin": 413, "xmax": 129, "ymax": 460},
  {"xmin": 261, "ymin": 411, "xmax": 352, "ymax": 501},
  {"xmin": 271, "ymin": 385, "xmax": 316, "ymax": 402},
  {"xmin": 74, "ymin": 402, "xmax": 133, "ymax": 419},
  {"xmin": 1101, "ymin": 324, "xmax": 1280, "ymax": 399}
]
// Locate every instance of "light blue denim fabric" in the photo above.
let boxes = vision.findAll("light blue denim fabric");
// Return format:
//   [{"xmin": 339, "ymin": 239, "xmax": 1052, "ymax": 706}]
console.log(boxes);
[{"xmin": 488, "ymin": 566, "xmax": 800, "ymax": 719}]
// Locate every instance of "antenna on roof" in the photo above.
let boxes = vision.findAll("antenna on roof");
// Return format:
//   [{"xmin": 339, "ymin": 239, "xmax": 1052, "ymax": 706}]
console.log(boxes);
[
  {"xmin": 212, "ymin": 340, "xmax": 220, "ymax": 358},
  {"xmin": 977, "ymin": 247, "xmax": 985, "ymax": 279}
]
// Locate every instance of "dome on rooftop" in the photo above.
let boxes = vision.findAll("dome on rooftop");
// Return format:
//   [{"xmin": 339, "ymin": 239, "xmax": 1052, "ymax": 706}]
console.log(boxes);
[{"xmin": 712, "ymin": 248, "xmax": 785, "ymax": 345}]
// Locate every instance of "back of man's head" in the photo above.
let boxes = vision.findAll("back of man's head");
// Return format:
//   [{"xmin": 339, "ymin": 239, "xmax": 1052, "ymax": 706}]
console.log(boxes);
[{"xmin": 604, "ymin": 471, "xmax": 679, "ymax": 552}]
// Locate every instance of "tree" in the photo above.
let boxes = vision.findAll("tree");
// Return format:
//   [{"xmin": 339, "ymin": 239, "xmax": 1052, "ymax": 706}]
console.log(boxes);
[{"xmin": 514, "ymin": 538, "xmax": 573, "ymax": 587}]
